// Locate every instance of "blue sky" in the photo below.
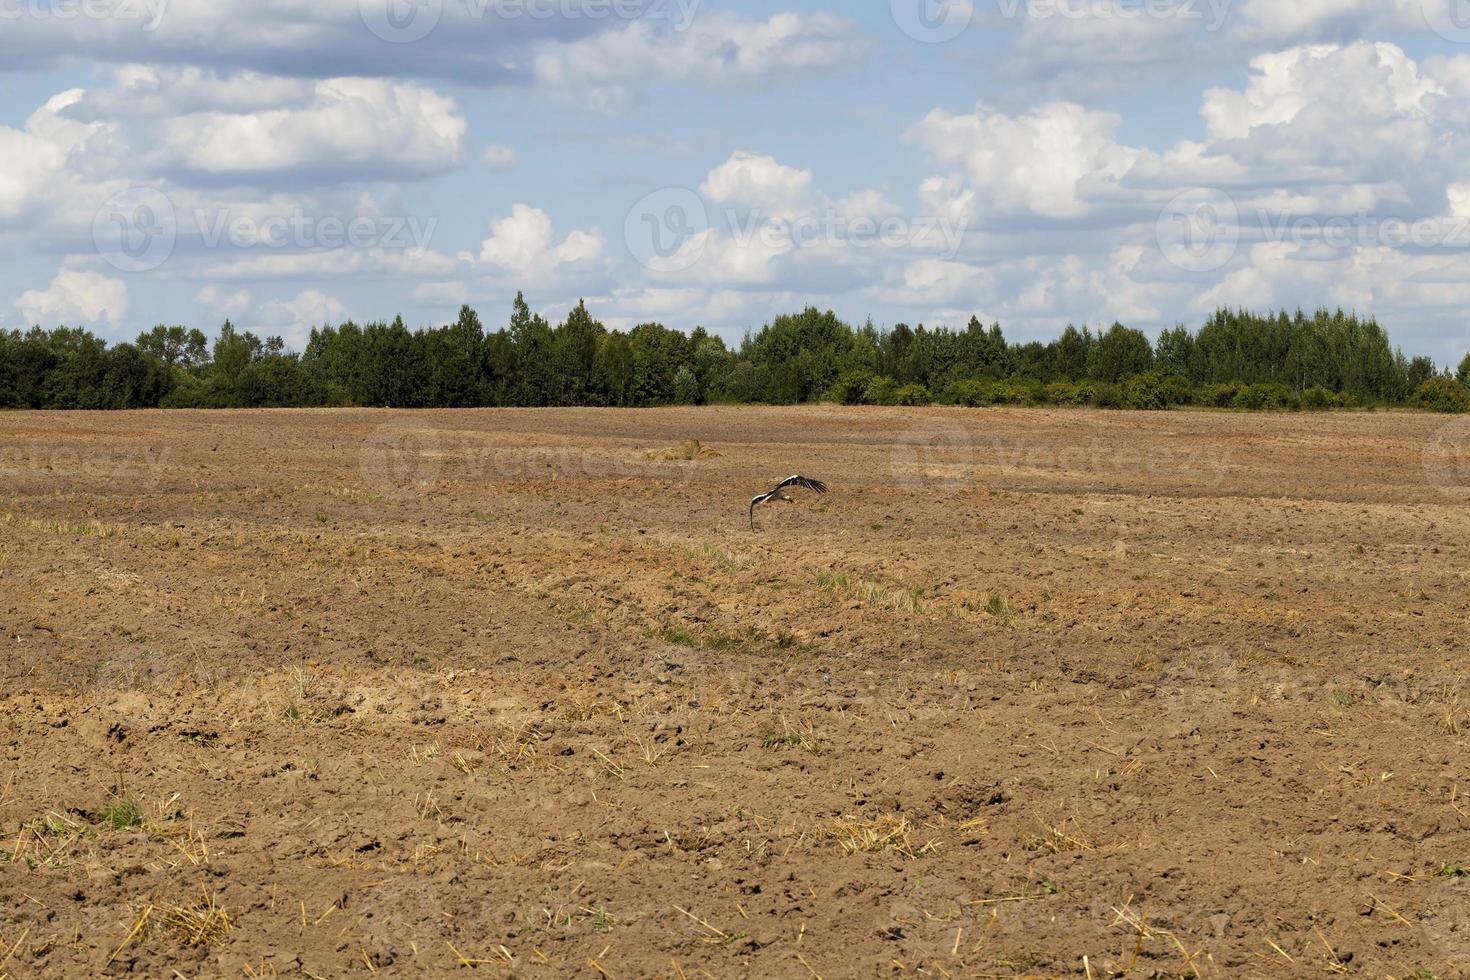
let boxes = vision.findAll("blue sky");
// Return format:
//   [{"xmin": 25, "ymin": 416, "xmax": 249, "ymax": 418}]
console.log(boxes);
[{"xmin": 5, "ymin": 0, "xmax": 1470, "ymax": 363}]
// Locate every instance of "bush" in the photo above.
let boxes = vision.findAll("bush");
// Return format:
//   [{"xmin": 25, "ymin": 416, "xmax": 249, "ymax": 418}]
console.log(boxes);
[
  {"xmin": 1042, "ymin": 381, "xmax": 1082, "ymax": 405},
  {"xmin": 1413, "ymin": 377, "xmax": 1470, "ymax": 414},
  {"xmin": 159, "ymin": 370, "xmax": 206, "ymax": 408},
  {"xmin": 1301, "ymin": 386, "xmax": 1336, "ymax": 410},
  {"xmin": 1121, "ymin": 371, "xmax": 1192, "ymax": 411},
  {"xmin": 1235, "ymin": 383, "xmax": 1297, "ymax": 411},
  {"xmin": 941, "ymin": 379, "xmax": 992, "ymax": 407},
  {"xmin": 1203, "ymin": 380, "xmax": 1244, "ymax": 408},
  {"xmin": 863, "ymin": 376, "xmax": 899, "ymax": 406},
  {"xmin": 893, "ymin": 383, "xmax": 933, "ymax": 406},
  {"xmin": 1079, "ymin": 381, "xmax": 1122, "ymax": 409},
  {"xmin": 826, "ymin": 369, "xmax": 878, "ymax": 405},
  {"xmin": 990, "ymin": 380, "xmax": 1041, "ymax": 406}
]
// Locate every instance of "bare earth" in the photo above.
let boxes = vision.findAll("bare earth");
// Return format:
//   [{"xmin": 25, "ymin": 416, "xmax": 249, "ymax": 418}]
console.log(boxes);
[{"xmin": 2, "ymin": 406, "xmax": 1469, "ymax": 979}]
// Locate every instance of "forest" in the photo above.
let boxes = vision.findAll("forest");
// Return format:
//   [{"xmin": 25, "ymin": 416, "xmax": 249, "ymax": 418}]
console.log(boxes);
[{"xmin": 2, "ymin": 295, "xmax": 1468, "ymax": 413}]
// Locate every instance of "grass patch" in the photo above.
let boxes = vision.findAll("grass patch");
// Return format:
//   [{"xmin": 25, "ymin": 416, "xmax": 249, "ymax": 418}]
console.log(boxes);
[
  {"xmin": 679, "ymin": 541, "xmax": 750, "ymax": 573},
  {"xmin": 760, "ymin": 716, "xmax": 818, "ymax": 753},
  {"xmin": 654, "ymin": 623, "xmax": 817, "ymax": 659},
  {"xmin": 817, "ymin": 571, "xmax": 924, "ymax": 614},
  {"xmin": 3, "ymin": 513, "xmax": 117, "ymax": 538},
  {"xmin": 645, "ymin": 439, "xmax": 722, "ymax": 461},
  {"xmin": 99, "ymin": 798, "xmax": 143, "ymax": 831}
]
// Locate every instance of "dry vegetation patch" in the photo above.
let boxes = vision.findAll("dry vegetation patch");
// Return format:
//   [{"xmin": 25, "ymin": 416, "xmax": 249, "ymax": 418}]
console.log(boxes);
[{"xmin": 1, "ymin": 406, "xmax": 1467, "ymax": 977}]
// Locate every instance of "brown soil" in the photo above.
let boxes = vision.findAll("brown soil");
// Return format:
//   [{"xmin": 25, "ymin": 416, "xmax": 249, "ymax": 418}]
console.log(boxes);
[{"xmin": 1, "ymin": 406, "xmax": 1468, "ymax": 979}]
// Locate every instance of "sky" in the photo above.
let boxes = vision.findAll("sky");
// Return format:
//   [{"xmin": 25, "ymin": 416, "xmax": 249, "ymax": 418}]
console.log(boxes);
[{"xmin": 4, "ymin": 0, "xmax": 1470, "ymax": 362}]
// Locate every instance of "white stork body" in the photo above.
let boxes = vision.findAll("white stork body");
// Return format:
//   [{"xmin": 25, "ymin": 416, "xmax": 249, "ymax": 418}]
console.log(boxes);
[{"xmin": 749, "ymin": 475, "xmax": 829, "ymax": 530}]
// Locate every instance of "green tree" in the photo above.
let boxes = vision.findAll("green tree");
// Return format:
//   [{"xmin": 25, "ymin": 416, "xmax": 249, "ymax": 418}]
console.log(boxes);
[
  {"xmin": 1088, "ymin": 323, "xmax": 1154, "ymax": 383},
  {"xmin": 137, "ymin": 325, "xmax": 208, "ymax": 367}
]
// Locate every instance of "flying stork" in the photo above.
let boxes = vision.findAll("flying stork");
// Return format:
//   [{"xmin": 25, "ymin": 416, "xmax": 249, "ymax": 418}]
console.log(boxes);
[{"xmin": 749, "ymin": 475, "xmax": 829, "ymax": 530}]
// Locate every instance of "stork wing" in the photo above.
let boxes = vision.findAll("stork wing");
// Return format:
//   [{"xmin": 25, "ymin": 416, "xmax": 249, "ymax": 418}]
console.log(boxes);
[{"xmin": 775, "ymin": 475, "xmax": 828, "ymax": 495}]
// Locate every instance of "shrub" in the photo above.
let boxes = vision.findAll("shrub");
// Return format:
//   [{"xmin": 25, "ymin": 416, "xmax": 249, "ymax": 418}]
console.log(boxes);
[
  {"xmin": 1413, "ymin": 377, "xmax": 1470, "ymax": 414},
  {"xmin": 1203, "ymin": 380, "xmax": 1244, "ymax": 408},
  {"xmin": 893, "ymin": 383, "xmax": 933, "ymax": 406},
  {"xmin": 1079, "ymin": 381, "xmax": 1122, "ymax": 409},
  {"xmin": 1121, "ymin": 371, "xmax": 1192, "ymax": 411},
  {"xmin": 826, "ymin": 369, "xmax": 878, "ymax": 406},
  {"xmin": 1301, "ymin": 386, "xmax": 1336, "ymax": 410},
  {"xmin": 863, "ymin": 376, "xmax": 899, "ymax": 406},
  {"xmin": 941, "ymin": 379, "xmax": 992, "ymax": 407},
  {"xmin": 990, "ymin": 380, "xmax": 1041, "ymax": 406},
  {"xmin": 1234, "ymin": 383, "xmax": 1297, "ymax": 411},
  {"xmin": 1042, "ymin": 381, "xmax": 1081, "ymax": 405}
]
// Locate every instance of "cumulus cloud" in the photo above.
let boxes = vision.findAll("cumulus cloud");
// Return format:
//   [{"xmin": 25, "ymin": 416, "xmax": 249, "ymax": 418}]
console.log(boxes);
[
  {"xmin": 256, "ymin": 290, "xmax": 346, "ymax": 347},
  {"xmin": 892, "ymin": 40, "xmax": 1470, "ymax": 339},
  {"xmin": 915, "ymin": 42, "xmax": 1470, "ymax": 230},
  {"xmin": 59, "ymin": 70, "xmax": 469, "ymax": 186},
  {"xmin": 196, "ymin": 285, "xmax": 253, "ymax": 318},
  {"xmin": 986, "ymin": 0, "xmax": 1445, "ymax": 97},
  {"xmin": 701, "ymin": 152, "xmax": 818, "ymax": 217},
  {"xmin": 0, "ymin": 0, "xmax": 624, "ymax": 82},
  {"xmin": 531, "ymin": 12, "xmax": 862, "ymax": 109},
  {"xmin": 1228, "ymin": 0, "xmax": 1427, "ymax": 44},
  {"xmin": 638, "ymin": 151, "xmax": 948, "ymax": 306},
  {"xmin": 913, "ymin": 101, "xmax": 1140, "ymax": 221},
  {"xmin": 1, "ymin": 2, "xmax": 857, "ymax": 100},
  {"xmin": 477, "ymin": 204, "xmax": 605, "ymax": 279},
  {"xmin": 15, "ymin": 269, "xmax": 129, "ymax": 327}
]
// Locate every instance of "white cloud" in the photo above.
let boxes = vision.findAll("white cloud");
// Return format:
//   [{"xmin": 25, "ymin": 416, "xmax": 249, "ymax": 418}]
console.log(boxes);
[
  {"xmin": 0, "ymin": 0, "xmax": 644, "ymax": 82},
  {"xmin": 913, "ymin": 101, "xmax": 1140, "ymax": 221},
  {"xmin": 482, "ymin": 145, "xmax": 518, "ymax": 170},
  {"xmin": 196, "ymin": 285, "xmax": 253, "ymax": 318},
  {"xmin": 477, "ymin": 204, "xmax": 605, "ymax": 279},
  {"xmin": 531, "ymin": 12, "xmax": 861, "ymax": 110},
  {"xmin": 200, "ymin": 247, "xmax": 458, "ymax": 283},
  {"xmin": 701, "ymin": 152, "xmax": 817, "ymax": 216},
  {"xmin": 146, "ymin": 76, "xmax": 467, "ymax": 184},
  {"xmin": 256, "ymin": 290, "xmax": 345, "ymax": 348},
  {"xmin": 1229, "ymin": 0, "xmax": 1427, "ymax": 44},
  {"xmin": 15, "ymin": 268, "xmax": 129, "ymax": 327}
]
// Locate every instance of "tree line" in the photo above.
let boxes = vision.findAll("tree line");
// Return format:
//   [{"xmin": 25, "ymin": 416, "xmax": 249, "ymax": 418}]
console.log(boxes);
[{"xmin": 3, "ymin": 295, "xmax": 1468, "ymax": 413}]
